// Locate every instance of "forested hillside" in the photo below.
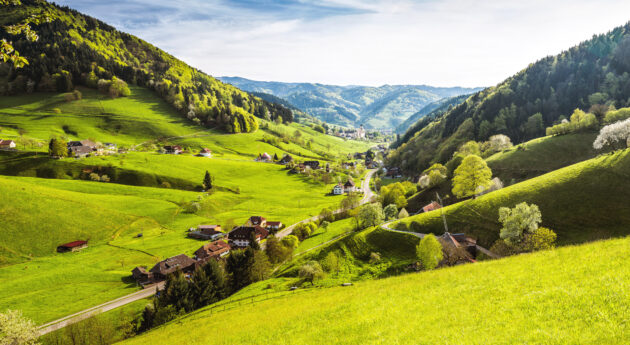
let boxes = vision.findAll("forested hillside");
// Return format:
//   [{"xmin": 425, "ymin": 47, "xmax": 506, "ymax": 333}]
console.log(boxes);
[
  {"xmin": 389, "ymin": 21, "xmax": 630, "ymax": 173},
  {"xmin": 0, "ymin": 0, "xmax": 292, "ymax": 133},
  {"xmin": 219, "ymin": 76, "xmax": 481, "ymax": 129}
]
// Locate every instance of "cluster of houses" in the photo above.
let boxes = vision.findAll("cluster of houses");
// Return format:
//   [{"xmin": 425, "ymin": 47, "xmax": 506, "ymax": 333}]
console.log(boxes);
[
  {"xmin": 335, "ymin": 125, "xmax": 366, "ymax": 140},
  {"xmin": 131, "ymin": 216, "xmax": 283, "ymax": 286},
  {"xmin": 160, "ymin": 146, "xmax": 212, "ymax": 157},
  {"xmin": 0, "ymin": 139, "xmax": 16, "ymax": 150},
  {"xmin": 65, "ymin": 140, "xmax": 118, "ymax": 158}
]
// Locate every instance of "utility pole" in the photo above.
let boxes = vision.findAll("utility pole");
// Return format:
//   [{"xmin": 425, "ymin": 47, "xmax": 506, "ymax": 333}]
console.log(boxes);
[{"xmin": 436, "ymin": 192, "xmax": 449, "ymax": 234}]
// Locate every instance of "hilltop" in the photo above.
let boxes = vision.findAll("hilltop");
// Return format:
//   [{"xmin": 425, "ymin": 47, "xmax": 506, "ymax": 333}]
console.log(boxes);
[
  {"xmin": 219, "ymin": 76, "xmax": 482, "ymax": 129},
  {"xmin": 120, "ymin": 235, "xmax": 630, "ymax": 345},
  {"xmin": 388, "ymin": 21, "xmax": 630, "ymax": 174},
  {"xmin": 0, "ymin": 0, "xmax": 292, "ymax": 133}
]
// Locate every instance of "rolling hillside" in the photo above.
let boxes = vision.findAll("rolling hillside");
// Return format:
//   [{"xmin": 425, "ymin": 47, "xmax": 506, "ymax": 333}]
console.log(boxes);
[
  {"xmin": 388, "ymin": 21, "xmax": 630, "ymax": 174},
  {"xmin": 120, "ymin": 235, "xmax": 630, "ymax": 345},
  {"xmin": 394, "ymin": 94, "xmax": 472, "ymax": 134},
  {"xmin": 395, "ymin": 148, "xmax": 630, "ymax": 247},
  {"xmin": 0, "ymin": 0, "xmax": 292, "ymax": 133},
  {"xmin": 219, "ymin": 76, "xmax": 481, "ymax": 129}
]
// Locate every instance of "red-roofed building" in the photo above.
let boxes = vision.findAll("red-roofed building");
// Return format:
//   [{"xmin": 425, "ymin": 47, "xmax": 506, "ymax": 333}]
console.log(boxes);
[
  {"xmin": 422, "ymin": 201, "xmax": 442, "ymax": 213},
  {"xmin": 57, "ymin": 240, "xmax": 88, "ymax": 253},
  {"xmin": 194, "ymin": 240, "xmax": 231, "ymax": 262}
]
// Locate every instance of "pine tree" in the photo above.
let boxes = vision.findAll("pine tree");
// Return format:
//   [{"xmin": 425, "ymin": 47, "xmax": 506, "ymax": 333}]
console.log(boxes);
[{"xmin": 203, "ymin": 170, "xmax": 213, "ymax": 190}]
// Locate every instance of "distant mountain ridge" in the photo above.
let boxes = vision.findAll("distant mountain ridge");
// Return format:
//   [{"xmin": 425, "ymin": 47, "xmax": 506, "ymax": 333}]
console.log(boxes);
[{"xmin": 219, "ymin": 76, "xmax": 483, "ymax": 129}]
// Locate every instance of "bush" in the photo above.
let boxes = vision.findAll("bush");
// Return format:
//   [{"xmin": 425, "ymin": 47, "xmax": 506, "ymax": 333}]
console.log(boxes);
[
  {"xmin": 498, "ymin": 202, "xmax": 542, "ymax": 245},
  {"xmin": 416, "ymin": 234, "xmax": 443, "ymax": 270},
  {"xmin": 52, "ymin": 108, "xmax": 61, "ymax": 114},
  {"xmin": 299, "ymin": 261, "xmax": 324, "ymax": 284}
]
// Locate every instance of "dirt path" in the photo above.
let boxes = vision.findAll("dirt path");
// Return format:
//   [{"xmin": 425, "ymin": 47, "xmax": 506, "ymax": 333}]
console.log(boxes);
[{"xmin": 37, "ymin": 282, "xmax": 164, "ymax": 336}]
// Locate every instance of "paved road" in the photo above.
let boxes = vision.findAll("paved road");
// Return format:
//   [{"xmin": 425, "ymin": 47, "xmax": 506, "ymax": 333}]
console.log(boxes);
[
  {"xmin": 275, "ymin": 169, "xmax": 376, "ymax": 240},
  {"xmin": 379, "ymin": 221, "xmax": 426, "ymax": 239},
  {"xmin": 37, "ymin": 282, "xmax": 164, "ymax": 336}
]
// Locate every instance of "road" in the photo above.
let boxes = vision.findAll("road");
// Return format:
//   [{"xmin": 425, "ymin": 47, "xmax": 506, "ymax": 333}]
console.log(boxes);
[
  {"xmin": 37, "ymin": 282, "xmax": 164, "ymax": 336},
  {"xmin": 37, "ymin": 169, "xmax": 376, "ymax": 334},
  {"xmin": 275, "ymin": 169, "xmax": 376, "ymax": 240},
  {"xmin": 379, "ymin": 221, "xmax": 426, "ymax": 239}
]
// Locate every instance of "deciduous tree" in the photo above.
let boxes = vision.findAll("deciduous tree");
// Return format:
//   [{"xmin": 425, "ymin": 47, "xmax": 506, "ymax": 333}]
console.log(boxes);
[
  {"xmin": 416, "ymin": 234, "xmax": 443, "ymax": 270},
  {"xmin": 452, "ymin": 155, "xmax": 492, "ymax": 198}
]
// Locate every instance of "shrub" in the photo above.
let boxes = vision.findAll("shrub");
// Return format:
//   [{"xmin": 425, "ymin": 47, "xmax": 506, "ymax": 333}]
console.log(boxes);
[
  {"xmin": 321, "ymin": 252, "xmax": 339, "ymax": 273},
  {"xmin": 383, "ymin": 204, "xmax": 398, "ymax": 220},
  {"xmin": 593, "ymin": 117, "xmax": 630, "ymax": 150},
  {"xmin": 369, "ymin": 252, "xmax": 381, "ymax": 264},
  {"xmin": 299, "ymin": 261, "xmax": 324, "ymax": 284},
  {"xmin": 498, "ymin": 202, "xmax": 542, "ymax": 245},
  {"xmin": 52, "ymin": 108, "xmax": 61, "ymax": 114},
  {"xmin": 416, "ymin": 234, "xmax": 443, "ymax": 270}
]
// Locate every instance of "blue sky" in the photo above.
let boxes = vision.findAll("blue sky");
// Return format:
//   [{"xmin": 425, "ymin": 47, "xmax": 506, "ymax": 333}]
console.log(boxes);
[{"xmin": 55, "ymin": 0, "xmax": 630, "ymax": 87}]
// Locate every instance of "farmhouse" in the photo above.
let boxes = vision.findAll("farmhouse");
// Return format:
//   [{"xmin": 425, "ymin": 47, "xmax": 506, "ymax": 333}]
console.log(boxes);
[
  {"xmin": 422, "ymin": 201, "xmax": 442, "ymax": 213},
  {"xmin": 69, "ymin": 145, "xmax": 93, "ymax": 158},
  {"xmin": 163, "ymin": 145, "xmax": 183, "ymax": 154},
  {"xmin": 303, "ymin": 161, "xmax": 320, "ymax": 169},
  {"xmin": 188, "ymin": 225, "xmax": 224, "ymax": 240},
  {"xmin": 344, "ymin": 179, "xmax": 356, "ymax": 192},
  {"xmin": 57, "ymin": 240, "xmax": 88, "ymax": 253},
  {"xmin": 228, "ymin": 226, "xmax": 269, "ymax": 248},
  {"xmin": 385, "ymin": 167, "xmax": 402, "ymax": 178},
  {"xmin": 257, "ymin": 152, "xmax": 272, "ymax": 162},
  {"xmin": 246, "ymin": 216, "xmax": 267, "ymax": 227},
  {"xmin": 266, "ymin": 221, "xmax": 283, "ymax": 232},
  {"xmin": 131, "ymin": 266, "xmax": 152, "ymax": 285},
  {"xmin": 0, "ymin": 139, "xmax": 16, "ymax": 150},
  {"xmin": 441, "ymin": 233, "xmax": 477, "ymax": 257},
  {"xmin": 194, "ymin": 240, "xmax": 231, "ymax": 262},
  {"xmin": 198, "ymin": 148, "xmax": 212, "ymax": 157},
  {"xmin": 279, "ymin": 154, "xmax": 293, "ymax": 164},
  {"xmin": 333, "ymin": 183, "xmax": 344, "ymax": 195},
  {"xmin": 149, "ymin": 254, "xmax": 196, "ymax": 281}
]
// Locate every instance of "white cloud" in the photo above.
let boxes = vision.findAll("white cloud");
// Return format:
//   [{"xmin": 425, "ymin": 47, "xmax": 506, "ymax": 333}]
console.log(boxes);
[{"xmin": 56, "ymin": 0, "xmax": 630, "ymax": 87}]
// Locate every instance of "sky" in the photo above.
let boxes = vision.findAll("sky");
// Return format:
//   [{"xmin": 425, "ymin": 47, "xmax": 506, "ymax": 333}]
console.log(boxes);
[{"xmin": 55, "ymin": 0, "xmax": 630, "ymax": 87}]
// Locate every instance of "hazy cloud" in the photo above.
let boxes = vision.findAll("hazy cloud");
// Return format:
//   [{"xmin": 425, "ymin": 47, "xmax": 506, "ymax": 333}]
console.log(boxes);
[{"xmin": 55, "ymin": 0, "xmax": 630, "ymax": 87}]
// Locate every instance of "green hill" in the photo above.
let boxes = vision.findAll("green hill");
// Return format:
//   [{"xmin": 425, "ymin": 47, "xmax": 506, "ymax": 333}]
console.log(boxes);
[
  {"xmin": 120, "ymin": 235, "xmax": 630, "ymax": 345},
  {"xmin": 394, "ymin": 93, "xmax": 471, "ymax": 135},
  {"xmin": 0, "ymin": 0, "xmax": 291, "ymax": 133},
  {"xmin": 395, "ymin": 148, "xmax": 630, "ymax": 247},
  {"xmin": 388, "ymin": 21, "xmax": 630, "ymax": 174}
]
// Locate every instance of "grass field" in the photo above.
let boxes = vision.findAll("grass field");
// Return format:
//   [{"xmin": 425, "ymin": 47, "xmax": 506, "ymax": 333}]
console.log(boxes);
[
  {"xmin": 395, "ymin": 148, "xmax": 630, "ymax": 247},
  {"xmin": 0, "ymin": 87, "xmax": 372, "ymax": 159},
  {"xmin": 486, "ymin": 132, "xmax": 600, "ymax": 183},
  {"xmin": 0, "ymin": 88, "xmax": 374, "ymax": 325},
  {"xmin": 277, "ymin": 227, "xmax": 420, "ymax": 283},
  {"xmin": 120, "ymin": 236, "xmax": 630, "ymax": 345},
  {"xmin": 294, "ymin": 218, "xmax": 356, "ymax": 255}
]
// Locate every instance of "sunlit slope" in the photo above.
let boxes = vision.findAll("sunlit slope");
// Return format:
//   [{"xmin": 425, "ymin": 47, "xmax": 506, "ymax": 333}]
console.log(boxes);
[{"xmin": 121, "ymin": 236, "xmax": 630, "ymax": 345}]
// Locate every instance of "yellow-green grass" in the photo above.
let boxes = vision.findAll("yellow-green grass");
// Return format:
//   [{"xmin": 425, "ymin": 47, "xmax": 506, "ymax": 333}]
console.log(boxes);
[
  {"xmin": 486, "ymin": 132, "xmax": 599, "ymax": 183},
  {"xmin": 294, "ymin": 218, "xmax": 355, "ymax": 255},
  {"xmin": 277, "ymin": 227, "xmax": 420, "ymax": 282},
  {"xmin": 396, "ymin": 148, "xmax": 630, "ymax": 247},
  {"xmin": 122, "ymin": 236, "xmax": 630, "ymax": 345},
  {"xmin": 0, "ymin": 87, "xmax": 372, "ymax": 159}
]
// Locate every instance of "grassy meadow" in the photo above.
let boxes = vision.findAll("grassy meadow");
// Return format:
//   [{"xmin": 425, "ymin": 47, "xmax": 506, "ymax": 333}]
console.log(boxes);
[
  {"xmin": 120, "ymin": 236, "xmax": 630, "ymax": 345},
  {"xmin": 395, "ymin": 148, "xmax": 630, "ymax": 247},
  {"xmin": 0, "ymin": 88, "xmax": 374, "ymax": 324}
]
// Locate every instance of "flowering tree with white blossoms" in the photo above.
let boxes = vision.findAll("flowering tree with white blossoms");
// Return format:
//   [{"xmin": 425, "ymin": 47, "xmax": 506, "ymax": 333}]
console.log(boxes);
[{"xmin": 593, "ymin": 118, "xmax": 630, "ymax": 150}]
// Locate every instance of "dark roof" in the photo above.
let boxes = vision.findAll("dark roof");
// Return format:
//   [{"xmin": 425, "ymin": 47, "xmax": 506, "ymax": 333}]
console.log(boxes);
[
  {"xmin": 70, "ymin": 146, "xmax": 93, "ymax": 154},
  {"xmin": 150, "ymin": 254, "xmax": 196, "ymax": 276},
  {"xmin": 198, "ymin": 225, "xmax": 221, "ymax": 231},
  {"xmin": 58, "ymin": 240, "xmax": 87, "ymax": 248},
  {"xmin": 0, "ymin": 139, "xmax": 15, "ymax": 145},
  {"xmin": 228, "ymin": 226, "xmax": 269, "ymax": 240},
  {"xmin": 279, "ymin": 154, "xmax": 293, "ymax": 163},
  {"xmin": 344, "ymin": 180, "xmax": 355, "ymax": 187},
  {"xmin": 267, "ymin": 221, "xmax": 282, "ymax": 226},
  {"xmin": 249, "ymin": 216, "xmax": 266, "ymax": 225}
]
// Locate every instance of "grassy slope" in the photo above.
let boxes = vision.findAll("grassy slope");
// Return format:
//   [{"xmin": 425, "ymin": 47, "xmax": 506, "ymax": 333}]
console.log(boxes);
[
  {"xmin": 395, "ymin": 148, "xmax": 630, "ymax": 247},
  {"xmin": 277, "ymin": 227, "xmax": 420, "ymax": 283},
  {"xmin": 0, "ymin": 87, "xmax": 372, "ymax": 157},
  {"xmin": 121, "ymin": 236, "xmax": 630, "ymax": 345},
  {"xmin": 0, "ymin": 89, "xmax": 372, "ymax": 323}
]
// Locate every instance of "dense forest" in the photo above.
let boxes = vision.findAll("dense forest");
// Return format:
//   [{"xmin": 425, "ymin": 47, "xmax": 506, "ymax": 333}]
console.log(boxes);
[
  {"xmin": 388, "ymin": 21, "xmax": 630, "ymax": 173},
  {"xmin": 0, "ymin": 0, "xmax": 293, "ymax": 133}
]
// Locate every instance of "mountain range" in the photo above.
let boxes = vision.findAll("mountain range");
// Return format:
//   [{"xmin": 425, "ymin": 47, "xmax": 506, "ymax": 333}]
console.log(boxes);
[{"xmin": 218, "ymin": 76, "xmax": 482, "ymax": 130}]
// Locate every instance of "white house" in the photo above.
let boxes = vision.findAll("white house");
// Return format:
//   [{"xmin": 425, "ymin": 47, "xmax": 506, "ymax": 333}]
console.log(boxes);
[
  {"xmin": 199, "ymin": 148, "xmax": 212, "ymax": 157},
  {"xmin": 0, "ymin": 139, "xmax": 16, "ymax": 150},
  {"xmin": 333, "ymin": 183, "xmax": 344, "ymax": 195}
]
